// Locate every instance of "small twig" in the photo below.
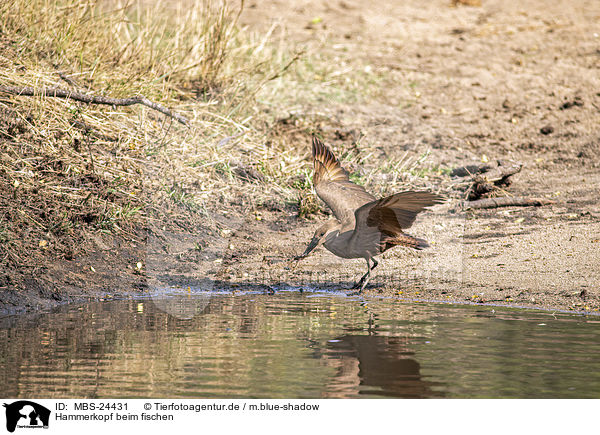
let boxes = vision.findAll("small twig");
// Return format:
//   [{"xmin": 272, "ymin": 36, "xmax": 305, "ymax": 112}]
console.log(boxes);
[
  {"xmin": 233, "ymin": 0, "xmax": 245, "ymax": 25},
  {"xmin": 237, "ymin": 50, "xmax": 305, "ymax": 109},
  {"xmin": 383, "ymin": 63, "xmax": 433, "ymax": 73},
  {"xmin": 18, "ymin": 209, "xmax": 48, "ymax": 230},
  {"xmin": 0, "ymin": 86, "xmax": 190, "ymax": 126},
  {"xmin": 265, "ymin": 50, "xmax": 305, "ymax": 82},
  {"xmin": 56, "ymin": 71, "xmax": 80, "ymax": 88},
  {"xmin": 465, "ymin": 197, "xmax": 556, "ymax": 210},
  {"xmin": 484, "ymin": 162, "xmax": 523, "ymax": 184},
  {"xmin": 450, "ymin": 163, "xmax": 493, "ymax": 177},
  {"xmin": 216, "ymin": 130, "xmax": 247, "ymax": 148},
  {"xmin": 84, "ymin": 130, "xmax": 95, "ymax": 175}
]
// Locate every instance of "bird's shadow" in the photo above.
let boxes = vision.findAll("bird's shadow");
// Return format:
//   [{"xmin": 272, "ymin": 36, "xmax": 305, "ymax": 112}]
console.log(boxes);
[{"xmin": 148, "ymin": 274, "xmax": 387, "ymax": 296}]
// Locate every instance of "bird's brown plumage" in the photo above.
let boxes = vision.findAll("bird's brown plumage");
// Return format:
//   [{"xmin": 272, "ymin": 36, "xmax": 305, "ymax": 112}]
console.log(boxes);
[
  {"xmin": 298, "ymin": 137, "xmax": 444, "ymax": 293},
  {"xmin": 355, "ymin": 190, "xmax": 444, "ymax": 250}
]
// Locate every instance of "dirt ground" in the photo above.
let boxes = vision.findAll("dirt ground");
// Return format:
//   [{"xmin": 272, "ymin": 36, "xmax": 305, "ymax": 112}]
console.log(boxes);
[
  {"xmin": 1, "ymin": 0, "xmax": 599, "ymax": 315},
  {"xmin": 231, "ymin": 0, "xmax": 600, "ymax": 312}
]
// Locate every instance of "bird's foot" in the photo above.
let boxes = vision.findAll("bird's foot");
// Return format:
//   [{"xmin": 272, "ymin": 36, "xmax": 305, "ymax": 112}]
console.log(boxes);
[
  {"xmin": 349, "ymin": 279, "xmax": 367, "ymax": 295},
  {"xmin": 290, "ymin": 255, "xmax": 306, "ymax": 270},
  {"xmin": 351, "ymin": 278, "xmax": 365, "ymax": 290},
  {"xmin": 292, "ymin": 253, "xmax": 308, "ymax": 262}
]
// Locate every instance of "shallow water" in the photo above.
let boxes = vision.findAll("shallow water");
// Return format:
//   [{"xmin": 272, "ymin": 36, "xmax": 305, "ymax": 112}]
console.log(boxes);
[{"xmin": 1, "ymin": 290, "xmax": 599, "ymax": 398}]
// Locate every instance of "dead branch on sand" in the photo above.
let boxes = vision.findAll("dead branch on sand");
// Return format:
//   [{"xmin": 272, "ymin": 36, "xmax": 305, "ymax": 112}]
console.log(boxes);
[
  {"xmin": 0, "ymin": 86, "xmax": 190, "ymax": 126},
  {"xmin": 459, "ymin": 160, "xmax": 523, "ymax": 200},
  {"xmin": 465, "ymin": 197, "xmax": 555, "ymax": 210}
]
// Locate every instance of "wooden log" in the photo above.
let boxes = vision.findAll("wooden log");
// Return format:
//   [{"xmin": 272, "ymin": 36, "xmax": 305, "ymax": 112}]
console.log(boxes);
[{"xmin": 465, "ymin": 197, "xmax": 556, "ymax": 210}]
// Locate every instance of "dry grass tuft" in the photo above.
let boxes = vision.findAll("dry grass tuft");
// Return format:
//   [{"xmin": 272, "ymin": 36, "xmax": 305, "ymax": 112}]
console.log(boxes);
[
  {"xmin": 0, "ymin": 0, "xmax": 442, "ymax": 283},
  {"xmin": 0, "ymin": 0, "xmax": 282, "ymax": 271}
]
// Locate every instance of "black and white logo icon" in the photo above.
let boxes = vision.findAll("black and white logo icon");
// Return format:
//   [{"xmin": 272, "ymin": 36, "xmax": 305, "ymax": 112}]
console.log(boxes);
[{"xmin": 3, "ymin": 401, "xmax": 50, "ymax": 433}]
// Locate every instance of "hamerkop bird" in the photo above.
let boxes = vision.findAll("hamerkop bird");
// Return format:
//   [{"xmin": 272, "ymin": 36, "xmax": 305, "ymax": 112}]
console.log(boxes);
[{"xmin": 295, "ymin": 137, "xmax": 444, "ymax": 293}]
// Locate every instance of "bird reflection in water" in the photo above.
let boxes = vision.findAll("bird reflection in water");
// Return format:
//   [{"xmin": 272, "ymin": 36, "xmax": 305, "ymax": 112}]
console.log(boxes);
[{"xmin": 322, "ymin": 334, "xmax": 444, "ymax": 398}]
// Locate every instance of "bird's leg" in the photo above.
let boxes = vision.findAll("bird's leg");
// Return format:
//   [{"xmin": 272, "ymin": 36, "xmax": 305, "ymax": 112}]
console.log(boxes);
[
  {"xmin": 371, "ymin": 258, "xmax": 379, "ymax": 271},
  {"xmin": 352, "ymin": 258, "xmax": 372, "ymax": 290},
  {"xmin": 358, "ymin": 258, "xmax": 372, "ymax": 293}
]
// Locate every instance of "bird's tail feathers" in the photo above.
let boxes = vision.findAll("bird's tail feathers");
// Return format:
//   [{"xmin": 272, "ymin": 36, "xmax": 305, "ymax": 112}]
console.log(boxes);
[
  {"xmin": 385, "ymin": 234, "xmax": 430, "ymax": 250},
  {"xmin": 412, "ymin": 236, "xmax": 430, "ymax": 250}
]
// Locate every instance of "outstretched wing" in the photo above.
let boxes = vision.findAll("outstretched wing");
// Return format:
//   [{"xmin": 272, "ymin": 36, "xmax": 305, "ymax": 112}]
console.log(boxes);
[
  {"xmin": 312, "ymin": 137, "xmax": 375, "ymax": 226},
  {"xmin": 354, "ymin": 191, "xmax": 444, "ymax": 237}
]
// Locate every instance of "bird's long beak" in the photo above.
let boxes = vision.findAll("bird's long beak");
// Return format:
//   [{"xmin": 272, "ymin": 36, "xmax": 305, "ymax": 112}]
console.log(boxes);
[{"xmin": 294, "ymin": 236, "xmax": 320, "ymax": 261}]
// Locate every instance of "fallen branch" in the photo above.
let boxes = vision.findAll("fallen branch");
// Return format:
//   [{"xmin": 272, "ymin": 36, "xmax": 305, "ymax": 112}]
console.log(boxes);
[
  {"xmin": 483, "ymin": 160, "xmax": 523, "ymax": 184},
  {"xmin": 0, "ymin": 86, "xmax": 189, "ymax": 126},
  {"xmin": 465, "ymin": 161, "xmax": 522, "ymax": 200},
  {"xmin": 450, "ymin": 163, "xmax": 493, "ymax": 177},
  {"xmin": 465, "ymin": 197, "xmax": 556, "ymax": 210}
]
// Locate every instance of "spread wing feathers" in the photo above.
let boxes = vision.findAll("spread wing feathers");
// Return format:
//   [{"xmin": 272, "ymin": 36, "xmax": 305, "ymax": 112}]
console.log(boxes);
[
  {"xmin": 312, "ymin": 136, "xmax": 349, "ymax": 185},
  {"xmin": 355, "ymin": 191, "xmax": 444, "ymax": 235},
  {"xmin": 311, "ymin": 137, "xmax": 374, "ymax": 224}
]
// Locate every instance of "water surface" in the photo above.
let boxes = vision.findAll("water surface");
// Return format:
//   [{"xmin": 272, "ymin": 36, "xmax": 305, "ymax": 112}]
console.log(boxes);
[{"xmin": 1, "ymin": 290, "xmax": 599, "ymax": 398}]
